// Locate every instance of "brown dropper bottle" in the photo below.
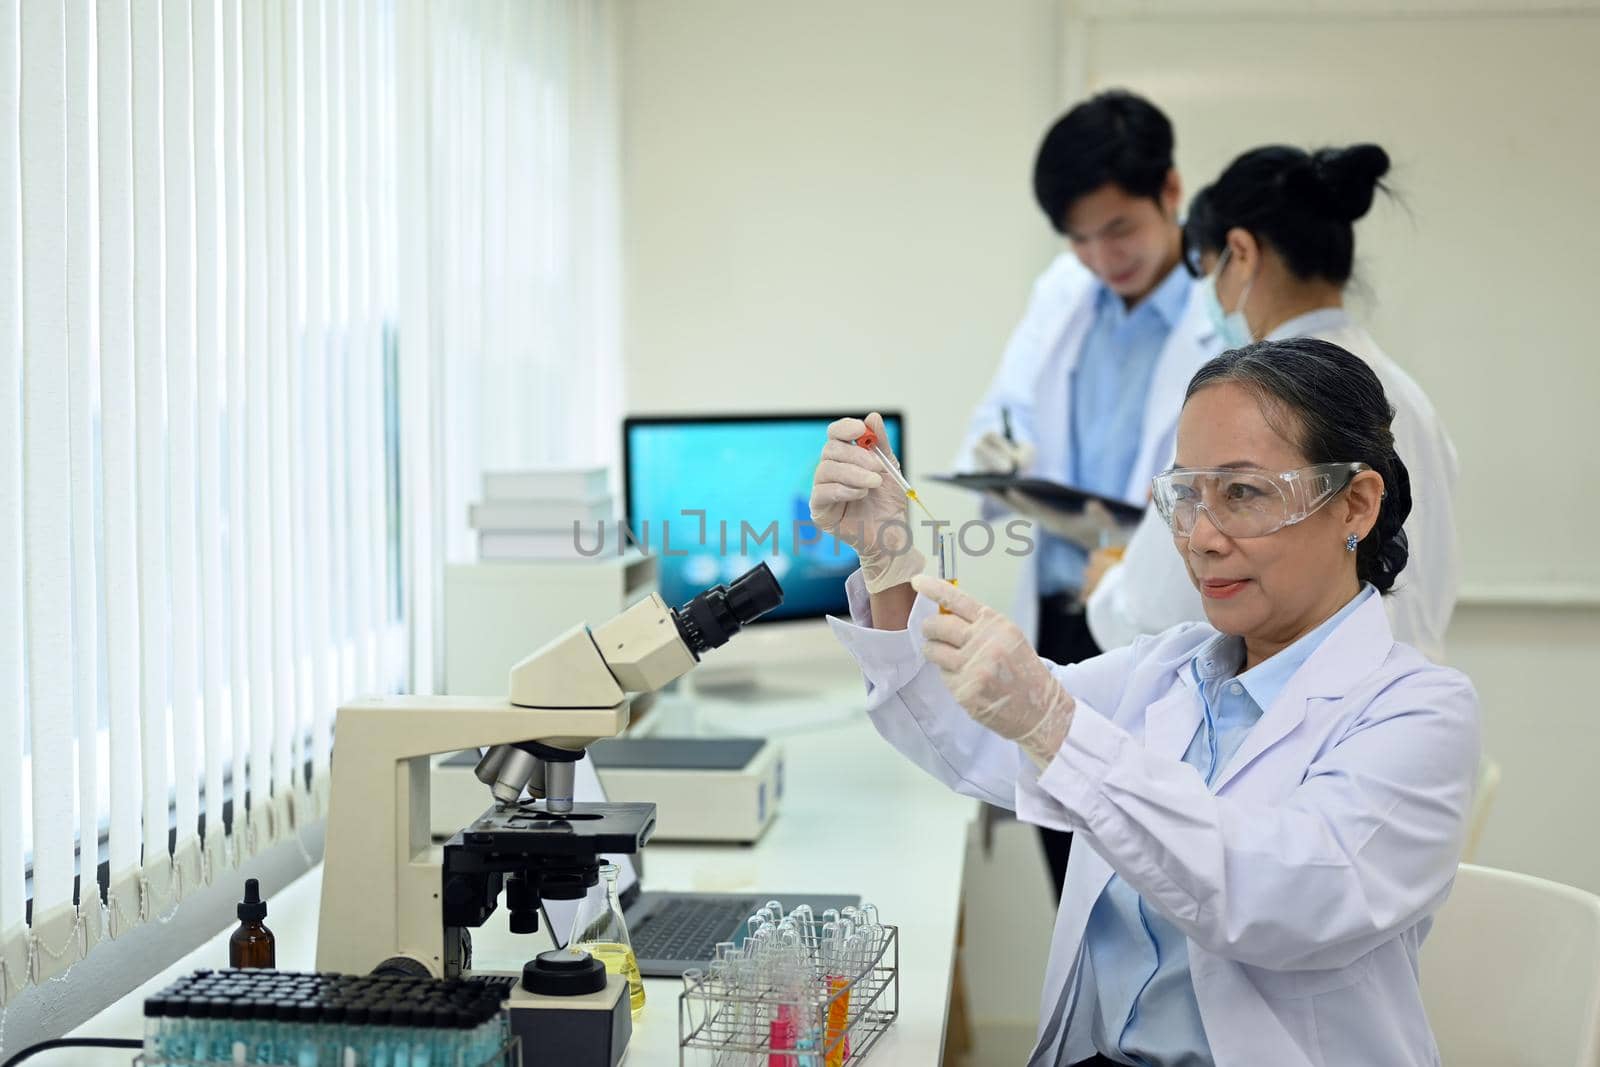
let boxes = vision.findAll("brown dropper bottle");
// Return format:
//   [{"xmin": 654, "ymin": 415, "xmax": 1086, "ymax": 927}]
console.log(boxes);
[{"xmin": 229, "ymin": 878, "xmax": 276, "ymax": 969}]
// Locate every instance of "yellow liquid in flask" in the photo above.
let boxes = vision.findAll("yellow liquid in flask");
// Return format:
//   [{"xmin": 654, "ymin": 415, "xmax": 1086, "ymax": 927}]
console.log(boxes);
[{"xmin": 581, "ymin": 941, "xmax": 646, "ymax": 1017}]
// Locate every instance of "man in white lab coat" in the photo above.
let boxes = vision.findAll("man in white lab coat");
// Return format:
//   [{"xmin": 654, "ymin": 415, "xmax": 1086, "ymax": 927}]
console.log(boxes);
[{"xmin": 955, "ymin": 91, "xmax": 1220, "ymax": 896}]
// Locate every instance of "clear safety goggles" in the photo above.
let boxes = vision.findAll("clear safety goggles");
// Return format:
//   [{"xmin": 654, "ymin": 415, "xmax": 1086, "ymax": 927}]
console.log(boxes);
[{"xmin": 1151, "ymin": 462, "xmax": 1369, "ymax": 539}]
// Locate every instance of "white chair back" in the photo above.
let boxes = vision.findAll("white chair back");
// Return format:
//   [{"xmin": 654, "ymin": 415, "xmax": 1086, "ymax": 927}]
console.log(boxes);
[{"xmin": 1422, "ymin": 863, "xmax": 1600, "ymax": 1066}]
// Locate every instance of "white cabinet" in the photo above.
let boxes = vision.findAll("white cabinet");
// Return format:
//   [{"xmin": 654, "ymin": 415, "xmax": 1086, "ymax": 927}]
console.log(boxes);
[{"xmin": 443, "ymin": 553, "xmax": 659, "ymax": 696}]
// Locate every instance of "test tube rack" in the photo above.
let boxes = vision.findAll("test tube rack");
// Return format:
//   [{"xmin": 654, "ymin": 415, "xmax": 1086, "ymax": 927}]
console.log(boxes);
[{"xmin": 677, "ymin": 922, "xmax": 899, "ymax": 1066}]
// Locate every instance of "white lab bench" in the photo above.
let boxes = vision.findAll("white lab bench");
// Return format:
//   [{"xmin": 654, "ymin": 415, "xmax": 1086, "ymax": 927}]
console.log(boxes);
[{"xmin": 68, "ymin": 665, "xmax": 979, "ymax": 1065}]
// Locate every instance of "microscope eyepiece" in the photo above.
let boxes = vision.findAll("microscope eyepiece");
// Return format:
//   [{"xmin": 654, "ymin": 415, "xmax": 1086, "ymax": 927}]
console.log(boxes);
[
  {"xmin": 672, "ymin": 562, "xmax": 785, "ymax": 656},
  {"xmin": 726, "ymin": 561, "xmax": 785, "ymax": 622}
]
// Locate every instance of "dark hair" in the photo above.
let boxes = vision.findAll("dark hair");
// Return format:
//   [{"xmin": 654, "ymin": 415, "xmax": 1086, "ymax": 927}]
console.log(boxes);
[
  {"xmin": 1185, "ymin": 337, "xmax": 1412, "ymax": 593},
  {"xmin": 1182, "ymin": 144, "xmax": 1391, "ymax": 284},
  {"xmin": 1033, "ymin": 90, "xmax": 1174, "ymax": 234}
]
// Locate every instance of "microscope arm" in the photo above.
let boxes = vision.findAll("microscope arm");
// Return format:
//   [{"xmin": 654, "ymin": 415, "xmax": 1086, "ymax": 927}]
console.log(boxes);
[{"xmin": 316, "ymin": 694, "xmax": 630, "ymax": 977}]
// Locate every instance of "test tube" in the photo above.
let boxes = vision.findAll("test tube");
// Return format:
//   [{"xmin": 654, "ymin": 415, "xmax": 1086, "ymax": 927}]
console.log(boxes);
[
  {"xmin": 937, "ymin": 535, "xmax": 957, "ymax": 615},
  {"xmin": 682, "ymin": 968, "xmax": 707, "ymax": 1036}
]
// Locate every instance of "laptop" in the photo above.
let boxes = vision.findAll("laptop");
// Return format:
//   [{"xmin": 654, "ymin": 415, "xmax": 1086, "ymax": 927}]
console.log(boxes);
[{"xmin": 542, "ymin": 756, "xmax": 858, "ymax": 977}]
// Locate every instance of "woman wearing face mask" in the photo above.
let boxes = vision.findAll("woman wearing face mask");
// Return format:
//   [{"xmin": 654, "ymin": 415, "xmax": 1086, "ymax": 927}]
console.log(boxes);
[
  {"xmin": 810, "ymin": 339, "xmax": 1479, "ymax": 1066},
  {"xmin": 1084, "ymin": 144, "xmax": 1460, "ymax": 663}
]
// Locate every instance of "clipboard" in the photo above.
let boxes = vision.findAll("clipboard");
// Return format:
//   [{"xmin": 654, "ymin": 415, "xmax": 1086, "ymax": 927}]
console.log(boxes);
[{"xmin": 930, "ymin": 472, "xmax": 1144, "ymax": 524}]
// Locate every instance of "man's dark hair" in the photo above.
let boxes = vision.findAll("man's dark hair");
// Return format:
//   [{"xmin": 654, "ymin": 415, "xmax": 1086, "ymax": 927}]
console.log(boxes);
[{"xmin": 1033, "ymin": 89, "xmax": 1174, "ymax": 234}]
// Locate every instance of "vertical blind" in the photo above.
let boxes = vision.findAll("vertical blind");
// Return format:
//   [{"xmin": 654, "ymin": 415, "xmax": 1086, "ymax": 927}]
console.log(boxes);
[
  {"xmin": 394, "ymin": 0, "xmax": 623, "ymax": 693},
  {"xmin": 0, "ymin": 0, "xmax": 622, "ymax": 1006},
  {"xmin": 0, "ymin": 0, "xmax": 399, "ymax": 1002}
]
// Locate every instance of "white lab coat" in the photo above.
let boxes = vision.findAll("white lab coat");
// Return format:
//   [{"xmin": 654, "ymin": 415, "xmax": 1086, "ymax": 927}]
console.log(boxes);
[
  {"xmin": 829, "ymin": 574, "xmax": 1479, "ymax": 1067},
  {"xmin": 955, "ymin": 253, "xmax": 1221, "ymax": 640},
  {"xmin": 1087, "ymin": 310, "xmax": 1460, "ymax": 662}
]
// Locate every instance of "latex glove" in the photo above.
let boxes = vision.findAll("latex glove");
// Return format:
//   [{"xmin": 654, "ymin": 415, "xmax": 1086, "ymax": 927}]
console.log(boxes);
[
  {"xmin": 1004, "ymin": 492, "xmax": 1121, "ymax": 551},
  {"xmin": 809, "ymin": 412, "xmax": 926, "ymax": 593},
  {"xmin": 912, "ymin": 574, "xmax": 1075, "ymax": 767},
  {"xmin": 971, "ymin": 430, "xmax": 1035, "ymax": 474}
]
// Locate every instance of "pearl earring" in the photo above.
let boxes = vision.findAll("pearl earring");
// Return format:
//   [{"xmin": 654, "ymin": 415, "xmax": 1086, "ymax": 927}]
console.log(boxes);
[{"xmin": 1345, "ymin": 533, "xmax": 1359, "ymax": 553}]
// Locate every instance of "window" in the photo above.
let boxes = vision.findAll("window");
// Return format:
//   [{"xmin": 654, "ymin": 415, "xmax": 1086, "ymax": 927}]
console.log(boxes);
[
  {"xmin": 0, "ymin": 0, "xmax": 400, "ymax": 996},
  {"xmin": 0, "ymin": 0, "xmax": 622, "ymax": 1005}
]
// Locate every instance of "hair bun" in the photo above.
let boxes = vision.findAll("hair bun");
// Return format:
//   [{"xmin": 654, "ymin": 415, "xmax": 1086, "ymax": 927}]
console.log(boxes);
[
  {"xmin": 1373, "ymin": 525, "xmax": 1410, "ymax": 592},
  {"xmin": 1368, "ymin": 453, "xmax": 1412, "ymax": 593},
  {"xmin": 1310, "ymin": 144, "xmax": 1391, "ymax": 222}
]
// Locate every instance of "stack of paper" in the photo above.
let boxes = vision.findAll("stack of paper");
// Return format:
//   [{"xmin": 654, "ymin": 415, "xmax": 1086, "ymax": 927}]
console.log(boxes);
[{"xmin": 471, "ymin": 467, "xmax": 616, "ymax": 561}]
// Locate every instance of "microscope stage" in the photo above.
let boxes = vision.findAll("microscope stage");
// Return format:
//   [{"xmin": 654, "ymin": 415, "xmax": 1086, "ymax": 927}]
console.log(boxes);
[{"xmin": 447, "ymin": 800, "xmax": 657, "ymax": 856}]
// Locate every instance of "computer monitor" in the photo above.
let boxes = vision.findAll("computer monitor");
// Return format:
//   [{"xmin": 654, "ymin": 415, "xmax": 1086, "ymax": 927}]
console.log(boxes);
[{"xmin": 622, "ymin": 413, "xmax": 905, "ymax": 624}]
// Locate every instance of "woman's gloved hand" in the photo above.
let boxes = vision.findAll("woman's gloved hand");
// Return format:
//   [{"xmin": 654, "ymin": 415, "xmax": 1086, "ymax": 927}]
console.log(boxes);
[
  {"xmin": 810, "ymin": 412, "xmax": 926, "ymax": 593},
  {"xmin": 913, "ymin": 574, "xmax": 1075, "ymax": 767}
]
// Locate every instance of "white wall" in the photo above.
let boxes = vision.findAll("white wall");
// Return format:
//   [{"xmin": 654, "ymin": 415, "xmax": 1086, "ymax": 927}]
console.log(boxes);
[
  {"xmin": 619, "ymin": 0, "xmax": 1062, "ymax": 497},
  {"xmin": 1446, "ymin": 604, "xmax": 1600, "ymax": 891},
  {"xmin": 1078, "ymin": 6, "xmax": 1600, "ymax": 600}
]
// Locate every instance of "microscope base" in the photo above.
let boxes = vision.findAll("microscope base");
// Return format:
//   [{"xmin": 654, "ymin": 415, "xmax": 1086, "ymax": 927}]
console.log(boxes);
[{"xmin": 504, "ymin": 974, "xmax": 631, "ymax": 1066}]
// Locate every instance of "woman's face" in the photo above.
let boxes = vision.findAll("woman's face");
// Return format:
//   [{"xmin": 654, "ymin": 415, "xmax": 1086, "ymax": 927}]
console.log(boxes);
[{"xmin": 1172, "ymin": 381, "xmax": 1379, "ymax": 649}]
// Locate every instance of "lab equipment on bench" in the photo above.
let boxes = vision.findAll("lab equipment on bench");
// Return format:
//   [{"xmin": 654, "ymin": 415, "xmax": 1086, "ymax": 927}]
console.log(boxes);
[
  {"xmin": 587, "ymin": 736, "xmax": 783, "ymax": 843},
  {"xmin": 315, "ymin": 563, "xmax": 784, "ymax": 1065},
  {"xmin": 542, "ymin": 757, "xmax": 859, "ymax": 980},
  {"xmin": 677, "ymin": 902, "xmax": 899, "ymax": 1066},
  {"xmin": 138, "ymin": 969, "xmax": 514, "ymax": 1066},
  {"xmin": 568, "ymin": 863, "xmax": 646, "ymax": 1019},
  {"xmin": 229, "ymin": 878, "xmax": 275, "ymax": 969}
]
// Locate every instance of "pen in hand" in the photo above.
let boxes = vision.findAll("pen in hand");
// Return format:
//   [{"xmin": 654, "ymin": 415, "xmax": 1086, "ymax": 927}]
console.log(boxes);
[{"xmin": 1001, "ymin": 407, "xmax": 1019, "ymax": 474}]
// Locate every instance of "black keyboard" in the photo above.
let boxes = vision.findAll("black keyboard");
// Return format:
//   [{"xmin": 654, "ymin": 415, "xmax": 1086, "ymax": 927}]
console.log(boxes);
[{"xmin": 630, "ymin": 896, "xmax": 761, "ymax": 962}]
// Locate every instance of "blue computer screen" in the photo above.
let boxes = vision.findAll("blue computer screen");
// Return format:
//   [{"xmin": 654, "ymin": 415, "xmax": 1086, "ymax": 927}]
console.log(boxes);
[{"xmin": 623, "ymin": 415, "xmax": 904, "ymax": 622}]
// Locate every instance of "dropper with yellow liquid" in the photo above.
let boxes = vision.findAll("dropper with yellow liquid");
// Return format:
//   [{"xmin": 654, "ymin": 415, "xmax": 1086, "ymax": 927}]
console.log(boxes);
[
  {"xmin": 855, "ymin": 429, "xmax": 935, "ymax": 523},
  {"xmin": 856, "ymin": 429, "xmax": 954, "ymax": 611}
]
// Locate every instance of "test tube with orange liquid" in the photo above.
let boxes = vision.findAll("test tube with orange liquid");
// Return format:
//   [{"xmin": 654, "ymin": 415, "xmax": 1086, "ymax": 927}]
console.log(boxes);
[{"xmin": 937, "ymin": 533, "xmax": 957, "ymax": 614}]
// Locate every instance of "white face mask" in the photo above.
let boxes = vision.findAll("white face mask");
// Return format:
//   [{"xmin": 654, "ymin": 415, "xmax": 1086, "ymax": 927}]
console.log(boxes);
[{"xmin": 1199, "ymin": 247, "xmax": 1255, "ymax": 349}]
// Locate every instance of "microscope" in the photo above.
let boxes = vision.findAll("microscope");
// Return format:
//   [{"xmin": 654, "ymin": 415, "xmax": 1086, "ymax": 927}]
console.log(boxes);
[{"xmin": 315, "ymin": 562, "xmax": 783, "ymax": 1060}]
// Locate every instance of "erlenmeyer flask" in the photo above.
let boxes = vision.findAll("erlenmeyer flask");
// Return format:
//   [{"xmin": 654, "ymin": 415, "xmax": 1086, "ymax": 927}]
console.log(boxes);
[{"xmin": 569, "ymin": 863, "xmax": 646, "ymax": 1017}]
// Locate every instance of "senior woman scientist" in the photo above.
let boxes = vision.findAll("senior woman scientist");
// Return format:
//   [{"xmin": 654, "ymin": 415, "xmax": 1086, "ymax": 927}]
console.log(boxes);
[{"xmin": 810, "ymin": 339, "xmax": 1479, "ymax": 1067}]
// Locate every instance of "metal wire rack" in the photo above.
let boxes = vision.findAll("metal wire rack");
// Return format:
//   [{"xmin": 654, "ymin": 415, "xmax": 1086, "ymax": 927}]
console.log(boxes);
[{"xmin": 678, "ymin": 922, "xmax": 899, "ymax": 1065}]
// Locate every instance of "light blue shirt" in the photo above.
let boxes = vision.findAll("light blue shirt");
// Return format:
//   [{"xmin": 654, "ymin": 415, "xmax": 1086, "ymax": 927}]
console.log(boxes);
[
  {"xmin": 1081, "ymin": 584, "xmax": 1378, "ymax": 1066},
  {"xmin": 1038, "ymin": 265, "xmax": 1191, "ymax": 596}
]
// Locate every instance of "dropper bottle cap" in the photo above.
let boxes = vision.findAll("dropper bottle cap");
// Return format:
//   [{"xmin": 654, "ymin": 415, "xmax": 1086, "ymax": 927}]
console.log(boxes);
[{"xmin": 238, "ymin": 879, "xmax": 267, "ymax": 922}]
